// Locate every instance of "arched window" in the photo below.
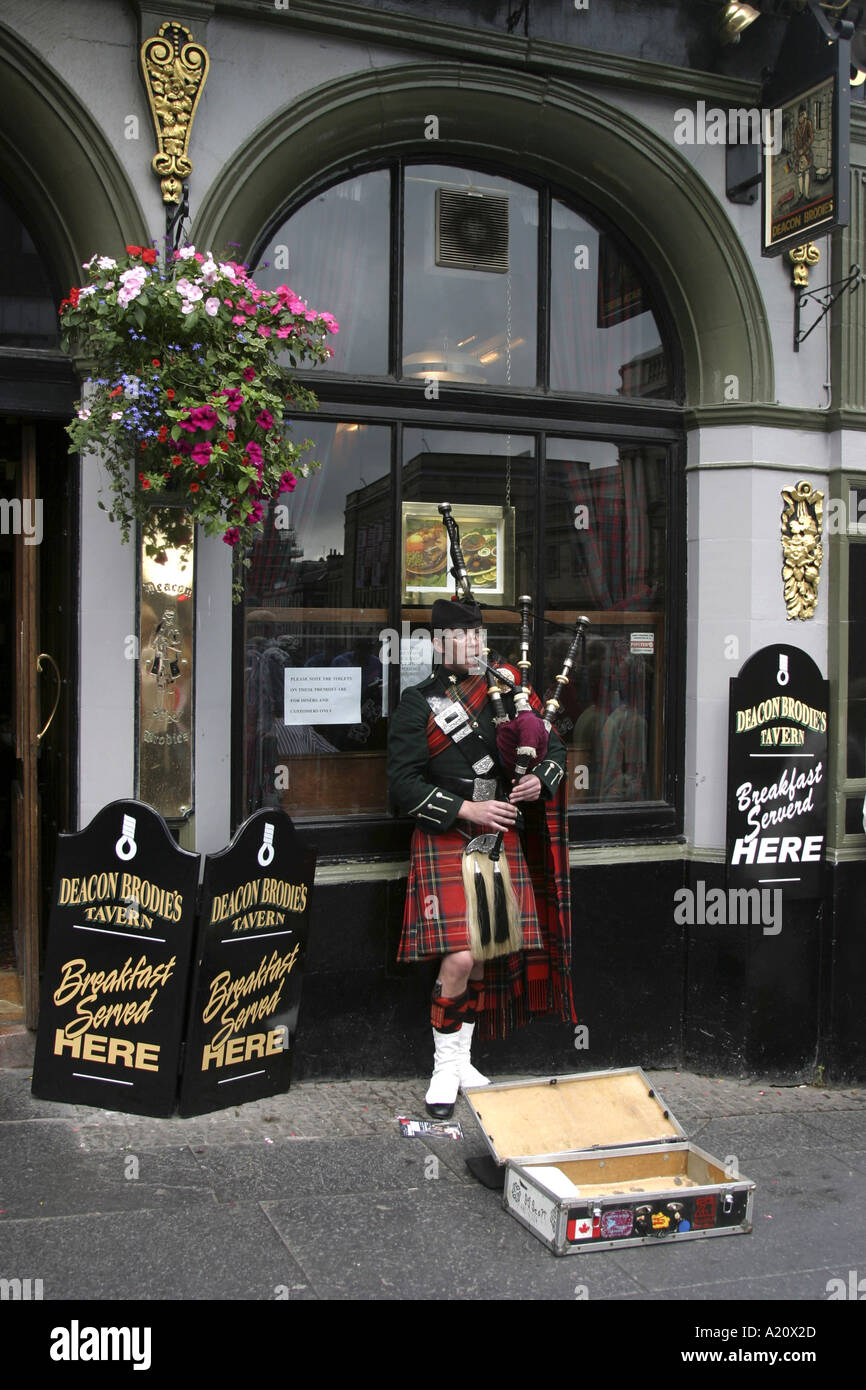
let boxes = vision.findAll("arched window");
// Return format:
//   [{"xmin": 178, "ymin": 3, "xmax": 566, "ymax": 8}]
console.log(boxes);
[
  {"xmin": 238, "ymin": 162, "xmax": 683, "ymax": 847},
  {"xmin": 0, "ymin": 186, "xmax": 60, "ymax": 349}
]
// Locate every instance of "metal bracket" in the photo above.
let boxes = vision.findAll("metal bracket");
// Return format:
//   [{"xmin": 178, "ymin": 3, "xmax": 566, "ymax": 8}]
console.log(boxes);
[
  {"xmin": 793, "ymin": 262, "xmax": 863, "ymax": 350},
  {"xmin": 165, "ymin": 185, "xmax": 190, "ymax": 254}
]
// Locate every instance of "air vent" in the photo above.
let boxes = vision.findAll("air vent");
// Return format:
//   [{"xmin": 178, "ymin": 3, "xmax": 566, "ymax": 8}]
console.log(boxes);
[{"xmin": 435, "ymin": 188, "xmax": 509, "ymax": 273}]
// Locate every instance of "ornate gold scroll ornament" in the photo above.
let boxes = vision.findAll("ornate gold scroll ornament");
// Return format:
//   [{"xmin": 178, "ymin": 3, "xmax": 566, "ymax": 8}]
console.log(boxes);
[
  {"xmin": 140, "ymin": 22, "xmax": 209, "ymax": 204},
  {"xmin": 788, "ymin": 242, "xmax": 821, "ymax": 288},
  {"xmin": 781, "ymin": 480, "xmax": 824, "ymax": 620}
]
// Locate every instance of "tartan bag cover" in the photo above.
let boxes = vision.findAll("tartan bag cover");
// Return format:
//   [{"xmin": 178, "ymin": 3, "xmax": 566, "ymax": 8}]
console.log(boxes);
[{"xmin": 397, "ymin": 670, "xmax": 577, "ymax": 1040}]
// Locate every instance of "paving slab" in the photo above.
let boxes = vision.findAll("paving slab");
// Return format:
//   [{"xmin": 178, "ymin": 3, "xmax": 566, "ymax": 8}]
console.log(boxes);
[
  {"xmin": 0, "ymin": 1203, "xmax": 315, "ymax": 1301},
  {"xmin": 263, "ymin": 1184, "xmax": 647, "ymax": 1301},
  {"xmin": 0, "ymin": 1124, "xmax": 215, "ymax": 1218},
  {"xmin": 186, "ymin": 1133, "xmax": 463, "ymax": 1201}
]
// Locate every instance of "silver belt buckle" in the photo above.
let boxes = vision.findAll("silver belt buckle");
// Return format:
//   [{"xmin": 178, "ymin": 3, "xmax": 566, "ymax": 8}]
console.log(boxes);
[
  {"xmin": 432, "ymin": 703, "xmax": 469, "ymax": 736},
  {"xmin": 472, "ymin": 754, "xmax": 494, "ymax": 775},
  {"xmin": 472, "ymin": 778, "xmax": 497, "ymax": 801}
]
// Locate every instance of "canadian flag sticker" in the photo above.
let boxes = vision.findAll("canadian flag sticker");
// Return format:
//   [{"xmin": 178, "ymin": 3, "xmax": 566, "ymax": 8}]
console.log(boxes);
[{"xmin": 567, "ymin": 1215, "xmax": 595, "ymax": 1241}]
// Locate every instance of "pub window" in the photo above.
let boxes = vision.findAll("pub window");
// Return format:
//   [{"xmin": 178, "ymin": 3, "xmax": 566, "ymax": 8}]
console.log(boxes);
[
  {"xmin": 238, "ymin": 161, "xmax": 683, "ymax": 840},
  {"xmin": 0, "ymin": 185, "xmax": 60, "ymax": 349}
]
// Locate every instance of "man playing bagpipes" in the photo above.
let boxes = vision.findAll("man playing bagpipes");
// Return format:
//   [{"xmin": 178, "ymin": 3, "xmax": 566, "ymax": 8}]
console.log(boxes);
[{"xmin": 388, "ymin": 590, "xmax": 577, "ymax": 1119}]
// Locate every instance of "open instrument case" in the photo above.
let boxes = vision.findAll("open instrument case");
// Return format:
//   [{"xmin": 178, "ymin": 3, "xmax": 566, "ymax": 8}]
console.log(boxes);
[{"xmin": 464, "ymin": 1067, "xmax": 755, "ymax": 1254}]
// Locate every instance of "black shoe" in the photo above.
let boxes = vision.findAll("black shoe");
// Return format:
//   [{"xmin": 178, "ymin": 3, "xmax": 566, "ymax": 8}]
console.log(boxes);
[{"xmin": 425, "ymin": 1099, "xmax": 455, "ymax": 1120}]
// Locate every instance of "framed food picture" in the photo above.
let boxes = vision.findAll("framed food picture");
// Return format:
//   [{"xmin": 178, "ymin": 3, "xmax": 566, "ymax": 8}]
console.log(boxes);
[{"xmin": 401, "ymin": 502, "xmax": 515, "ymax": 606}]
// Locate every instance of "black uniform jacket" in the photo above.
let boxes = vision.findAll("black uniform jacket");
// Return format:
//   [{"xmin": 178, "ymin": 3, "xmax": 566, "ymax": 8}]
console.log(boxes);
[{"xmin": 387, "ymin": 664, "xmax": 568, "ymax": 834}]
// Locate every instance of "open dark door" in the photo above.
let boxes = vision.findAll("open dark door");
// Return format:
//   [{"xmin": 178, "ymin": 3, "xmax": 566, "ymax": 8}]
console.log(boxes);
[{"xmin": 3, "ymin": 419, "xmax": 76, "ymax": 1028}]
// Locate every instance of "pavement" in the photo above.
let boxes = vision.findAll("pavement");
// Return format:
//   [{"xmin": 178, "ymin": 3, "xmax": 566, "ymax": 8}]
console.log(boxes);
[{"xmin": 1, "ymin": 1057, "xmax": 865, "ymax": 1308}]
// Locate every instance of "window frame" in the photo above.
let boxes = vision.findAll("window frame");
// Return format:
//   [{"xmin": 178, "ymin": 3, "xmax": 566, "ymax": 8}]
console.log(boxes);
[{"xmin": 232, "ymin": 158, "xmax": 686, "ymax": 853}]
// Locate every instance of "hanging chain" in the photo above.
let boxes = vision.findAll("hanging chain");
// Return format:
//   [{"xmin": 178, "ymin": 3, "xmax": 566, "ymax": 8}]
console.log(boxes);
[{"xmin": 505, "ymin": 271, "xmax": 512, "ymax": 510}]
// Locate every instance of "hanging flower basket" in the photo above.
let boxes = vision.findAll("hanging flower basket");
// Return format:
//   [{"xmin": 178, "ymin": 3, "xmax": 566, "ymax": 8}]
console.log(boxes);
[{"xmin": 60, "ymin": 244, "xmax": 338, "ymax": 597}]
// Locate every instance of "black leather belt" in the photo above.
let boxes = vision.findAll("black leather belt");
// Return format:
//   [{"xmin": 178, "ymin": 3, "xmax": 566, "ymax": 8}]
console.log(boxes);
[{"xmin": 432, "ymin": 774, "xmax": 518, "ymax": 805}]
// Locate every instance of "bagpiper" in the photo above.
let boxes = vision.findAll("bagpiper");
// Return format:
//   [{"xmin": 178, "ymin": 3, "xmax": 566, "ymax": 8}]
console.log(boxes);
[{"xmin": 388, "ymin": 595, "xmax": 576, "ymax": 1118}]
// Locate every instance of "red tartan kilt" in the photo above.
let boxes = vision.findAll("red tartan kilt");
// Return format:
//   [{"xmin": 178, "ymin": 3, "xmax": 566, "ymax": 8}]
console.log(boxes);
[{"xmin": 398, "ymin": 823, "xmax": 543, "ymax": 961}]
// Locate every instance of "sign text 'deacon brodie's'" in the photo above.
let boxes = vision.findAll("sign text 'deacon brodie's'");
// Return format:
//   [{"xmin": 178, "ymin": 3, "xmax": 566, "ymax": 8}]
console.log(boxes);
[
  {"xmin": 31, "ymin": 801, "xmax": 200, "ymax": 1117},
  {"xmin": 726, "ymin": 647, "xmax": 828, "ymax": 899},
  {"xmin": 178, "ymin": 808, "xmax": 316, "ymax": 1117}
]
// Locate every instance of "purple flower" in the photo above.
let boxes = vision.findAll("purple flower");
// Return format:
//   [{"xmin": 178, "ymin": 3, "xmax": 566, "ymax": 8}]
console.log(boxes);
[{"xmin": 189, "ymin": 405, "xmax": 219, "ymax": 431}]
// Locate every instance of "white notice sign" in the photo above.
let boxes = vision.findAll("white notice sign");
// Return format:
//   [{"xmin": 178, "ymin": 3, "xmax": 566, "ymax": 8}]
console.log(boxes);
[
  {"xmin": 284, "ymin": 668, "xmax": 362, "ymax": 725},
  {"xmin": 630, "ymin": 631, "xmax": 654, "ymax": 655}
]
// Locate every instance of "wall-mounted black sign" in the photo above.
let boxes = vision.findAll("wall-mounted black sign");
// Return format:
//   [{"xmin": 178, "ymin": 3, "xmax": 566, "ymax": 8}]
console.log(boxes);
[
  {"xmin": 32, "ymin": 800, "xmax": 200, "ymax": 1117},
  {"xmin": 761, "ymin": 12, "xmax": 851, "ymax": 256},
  {"xmin": 178, "ymin": 809, "xmax": 316, "ymax": 1117},
  {"xmin": 726, "ymin": 646, "xmax": 828, "ymax": 899}
]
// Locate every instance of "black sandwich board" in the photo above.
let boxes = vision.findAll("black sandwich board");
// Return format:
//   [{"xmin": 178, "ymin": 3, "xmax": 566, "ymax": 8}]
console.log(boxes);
[
  {"xmin": 31, "ymin": 800, "xmax": 200, "ymax": 1116},
  {"xmin": 726, "ymin": 646, "xmax": 828, "ymax": 899},
  {"xmin": 178, "ymin": 809, "xmax": 316, "ymax": 1116}
]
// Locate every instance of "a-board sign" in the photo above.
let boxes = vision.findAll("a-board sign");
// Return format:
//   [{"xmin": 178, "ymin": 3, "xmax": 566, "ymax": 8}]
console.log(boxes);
[
  {"xmin": 178, "ymin": 809, "xmax": 316, "ymax": 1116},
  {"xmin": 31, "ymin": 800, "xmax": 200, "ymax": 1116},
  {"xmin": 726, "ymin": 646, "xmax": 828, "ymax": 899}
]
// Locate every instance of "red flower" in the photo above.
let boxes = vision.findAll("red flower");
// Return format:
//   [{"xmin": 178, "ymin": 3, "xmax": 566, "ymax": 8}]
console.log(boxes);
[
  {"xmin": 152, "ymin": 358, "xmax": 161, "ymax": 367},
  {"xmin": 142, "ymin": 478, "xmax": 150, "ymax": 489},
  {"xmin": 140, "ymin": 442, "xmax": 147, "ymax": 452},
  {"xmin": 109, "ymin": 386, "xmax": 123, "ymax": 398},
  {"xmin": 165, "ymin": 389, "xmax": 175, "ymax": 400},
  {"xmin": 141, "ymin": 248, "xmax": 158, "ymax": 265},
  {"xmin": 219, "ymin": 440, "xmax": 228, "ymax": 451},
  {"xmin": 126, "ymin": 245, "xmax": 143, "ymax": 257},
  {"xmin": 227, "ymin": 430, "xmax": 235, "ymax": 442},
  {"xmin": 171, "ymin": 455, "xmax": 183, "ymax": 467},
  {"xmin": 189, "ymin": 482, "xmax": 199, "ymax": 493},
  {"xmin": 158, "ymin": 426, "xmax": 169, "ymax": 442}
]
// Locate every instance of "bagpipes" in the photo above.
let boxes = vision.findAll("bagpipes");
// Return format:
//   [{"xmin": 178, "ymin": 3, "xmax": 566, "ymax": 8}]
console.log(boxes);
[{"xmin": 437, "ymin": 501, "xmax": 588, "ymax": 958}]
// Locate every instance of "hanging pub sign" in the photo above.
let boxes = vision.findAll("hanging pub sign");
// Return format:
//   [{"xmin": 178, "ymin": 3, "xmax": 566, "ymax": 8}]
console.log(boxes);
[
  {"xmin": 761, "ymin": 13, "xmax": 851, "ymax": 256},
  {"xmin": 178, "ymin": 809, "xmax": 316, "ymax": 1117},
  {"xmin": 726, "ymin": 646, "xmax": 828, "ymax": 900},
  {"xmin": 31, "ymin": 800, "xmax": 200, "ymax": 1117}
]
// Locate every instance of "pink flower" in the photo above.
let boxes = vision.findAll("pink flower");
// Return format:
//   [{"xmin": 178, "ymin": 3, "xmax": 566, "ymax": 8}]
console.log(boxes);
[
  {"xmin": 255, "ymin": 410, "xmax": 274, "ymax": 431},
  {"xmin": 232, "ymin": 315, "xmax": 247, "ymax": 326},
  {"xmin": 218, "ymin": 387, "xmax": 244, "ymax": 413},
  {"xmin": 276, "ymin": 326, "xmax": 291, "ymax": 339},
  {"xmin": 278, "ymin": 471, "xmax": 297, "ymax": 493},
  {"xmin": 244, "ymin": 440, "xmax": 263, "ymax": 464},
  {"xmin": 223, "ymin": 527, "xmax": 240, "ymax": 546},
  {"xmin": 204, "ymin": 297, "xmax": 220, "ymax": 316},
  {"xmin": 256, "ymin": 325, "xmax": 271, "ymax": 338},
  {"xmin": 320, "ymin": 312, "xmax": 340, "ymax": 334},
  {"xmin": 242, "ymin": 367, "xmax": 256, "ymax": 382},
  {"xmin": 246, "ymin": 502, "xmax": 264, "ymax": 524},
  {"xmin": 191, "ymin": 442, "xmax": 212, "ymax": 467},
  {"xmin": 188, "ymin": 405, "xmax": 219, "ymax": 431}
]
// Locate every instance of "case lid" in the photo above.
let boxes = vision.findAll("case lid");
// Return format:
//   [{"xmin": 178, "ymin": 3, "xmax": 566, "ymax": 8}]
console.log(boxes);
[{"xmin": 464, "ymin": 1067, "xmax": 686, "ymax": 1165}]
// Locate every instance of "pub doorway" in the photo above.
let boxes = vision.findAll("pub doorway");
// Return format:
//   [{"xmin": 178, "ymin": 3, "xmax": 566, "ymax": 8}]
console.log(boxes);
[{"xmin": 1, "ymin": 418, "xmax": 77, "ymax": 1029}]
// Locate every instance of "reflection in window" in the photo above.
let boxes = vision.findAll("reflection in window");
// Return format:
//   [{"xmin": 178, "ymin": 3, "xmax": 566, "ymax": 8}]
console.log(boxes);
[
  {"xmin": 0, "ymin": 187, "xmax": 59, "ymax": 349},
  {"xmin": 847, "ymin": 543, "xmax": 866, "ymax": 779},
  {"xmin": 257, "ymin": 171, "xmax": 390, "ymax": 376},
  {"xmin": 402, "ymin": 167, "xmax": 538, "ymax": 388},
  {"xmin": 243, "ymin": 423, "xmax": 391, "ymax": 819},
  {"xmin": 550, "ymin": 202, "xmax": 671, "ymax": 398},
  {"xmin": 544, "ymin": 440, "xmax": 668, "ymax": 805}
]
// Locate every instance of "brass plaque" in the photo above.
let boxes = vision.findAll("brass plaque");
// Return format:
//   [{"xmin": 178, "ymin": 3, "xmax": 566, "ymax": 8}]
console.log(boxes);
[{"xmin": 138, "ymin": 534, "xmax": 194, "ymax": 820}]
